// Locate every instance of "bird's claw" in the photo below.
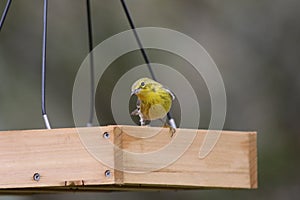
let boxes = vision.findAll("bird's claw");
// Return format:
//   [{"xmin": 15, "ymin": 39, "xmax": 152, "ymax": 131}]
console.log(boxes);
[
  {"xmin": 163, "ymin": 122, "xmax": 176, "ymax": 137},
  {"xmin": 169, "ymin": 126, "xmax": 176, "ymax": 137}
]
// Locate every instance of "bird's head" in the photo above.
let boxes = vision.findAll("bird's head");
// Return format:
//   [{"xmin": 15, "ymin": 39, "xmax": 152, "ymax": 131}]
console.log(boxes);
[{"xmin": 131, "ymin": 77, "xmax": 159, "ymax": 98}]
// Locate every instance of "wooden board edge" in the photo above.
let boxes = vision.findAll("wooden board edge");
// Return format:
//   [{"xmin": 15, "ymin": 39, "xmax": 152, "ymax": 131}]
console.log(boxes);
[{"xmin": 249, "ymin": 131, "xmax": 258, "ymax": 188}]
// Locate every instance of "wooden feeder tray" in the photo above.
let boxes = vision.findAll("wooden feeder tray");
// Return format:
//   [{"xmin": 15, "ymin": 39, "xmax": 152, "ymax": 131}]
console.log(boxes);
[{"xmin": 0, "ymin": 125, "xmax": 257, "ymax": 193}]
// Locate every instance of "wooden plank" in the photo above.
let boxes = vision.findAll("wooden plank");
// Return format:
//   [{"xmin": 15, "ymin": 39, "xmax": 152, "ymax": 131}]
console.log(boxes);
[
  {"xmin": 249, "ymin": 133, "xmax": 258, "ymax": 188},
  {"xmin": 114, "ymin": 126, "xmax": 257, "ymax": 189},
  {"xmin": 0, "ymin": 127, "xmax": 115, "ymax": 189},
  {"xmin": 0, "ymin": 126, "xmax": 257, "ymax": 192}
]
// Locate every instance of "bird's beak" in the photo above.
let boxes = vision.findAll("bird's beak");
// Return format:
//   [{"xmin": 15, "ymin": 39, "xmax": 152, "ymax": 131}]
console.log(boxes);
[{"xmin": 131, "ymin": 88, "xmax": 140, "ymax": 96}]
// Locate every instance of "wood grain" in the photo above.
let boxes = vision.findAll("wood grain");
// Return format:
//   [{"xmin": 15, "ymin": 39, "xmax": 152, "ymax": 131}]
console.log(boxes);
[{"xmin": 0, "ymin": 126, "xmax": 257, "ymax": 192}]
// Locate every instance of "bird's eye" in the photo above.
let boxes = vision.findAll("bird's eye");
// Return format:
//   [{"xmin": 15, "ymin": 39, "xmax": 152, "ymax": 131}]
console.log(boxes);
[{"xmin": 140, "ymin": 81, "xmax": 145, "ymax": 87}]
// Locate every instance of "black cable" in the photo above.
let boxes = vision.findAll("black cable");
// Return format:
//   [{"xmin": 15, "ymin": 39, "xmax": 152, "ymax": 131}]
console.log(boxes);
[
  {"xmin": 86, "ymin": 0, "xmax": 95, "ymax": 127},
  {"xmin": 0, "ymin": 0, "xmax": 12, "ymax": 31},
  {"xmin": 41, "ymin": 0, "xmax": 51, "ymax": 129},
  {"xmin": 120, "ymin": 0, "xmax": 157, "ymax": 81},
  {"xmin": 41, "ymin": 0, "xmax": 47, "ymax": 115},
  {"xmin": 120, "ymin": 0, "xmax": 176, "ymax": 128}
]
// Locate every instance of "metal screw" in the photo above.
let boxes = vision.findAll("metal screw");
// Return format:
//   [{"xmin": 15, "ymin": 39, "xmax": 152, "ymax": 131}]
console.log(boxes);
[
  {"xmin": 33, "ymin": 173, "xmax": 40, "ymax": 181},
  {"xmin": 103, "ymin": 132, "xmax": 110, "ymax": 139},
  {"xmin": 104, "ymin": 170, "xmax": 111, "ymax": 178}
]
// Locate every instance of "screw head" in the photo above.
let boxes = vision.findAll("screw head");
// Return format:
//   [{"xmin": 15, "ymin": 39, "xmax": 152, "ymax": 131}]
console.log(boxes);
[
  {"xmin": 103, "ymin": 132, "xmax": 110, "ymax": 139},
  {"xmin": 104, "ymin": 170, "xmax": 111, "ymax": 177},
  {"xmin": 33, "ymin": 173, "xmax": 40, "ymax": 181}
]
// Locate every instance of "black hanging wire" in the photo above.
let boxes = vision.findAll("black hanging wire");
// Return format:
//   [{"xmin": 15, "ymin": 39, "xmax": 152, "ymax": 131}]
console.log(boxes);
[
  {"xmin": 86, "ymin": 0, "xmax": 95, "ymax": 127},
  {"xmin": 41, "ymin": 0, "xmax": 51, "ymax": 129},
  {"xmin": 120, "ymin": 0, "xmax": 177, "ymax": 129},
  {"xmin": 1, "ymin": 0, "xmax": 51, "ymax": 128},
  {"xmin": 120, "ymin": 0, "xmax": 156, "ymax": 81},
  {"xmin": 0, "ymin": 0, "xmax": 12, "ymax": 31}
]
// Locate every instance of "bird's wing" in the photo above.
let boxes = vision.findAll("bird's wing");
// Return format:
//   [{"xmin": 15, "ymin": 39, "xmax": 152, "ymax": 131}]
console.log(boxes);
[{"xmin": 163, "ymin": 87, "xmax": 175, "ymax": 100}]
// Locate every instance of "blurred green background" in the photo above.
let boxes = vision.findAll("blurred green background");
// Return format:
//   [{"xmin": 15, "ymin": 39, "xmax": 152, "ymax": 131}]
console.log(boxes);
[{"xmin": 0, "ymin": 0, "xmax": 300, "ymax": 199}]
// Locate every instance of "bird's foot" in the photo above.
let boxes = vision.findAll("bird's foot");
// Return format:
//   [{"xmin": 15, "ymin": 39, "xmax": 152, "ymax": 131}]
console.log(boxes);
[
  {"xmin": 162, "ymin": 122, "xmax": 176, "ymax": 137},
  {"xmin": 169, "ymin": 126, "xmax": 176, "ymax": 137}
]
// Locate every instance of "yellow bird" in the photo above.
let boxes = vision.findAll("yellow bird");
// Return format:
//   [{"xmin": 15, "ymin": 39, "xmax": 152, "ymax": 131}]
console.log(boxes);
[{"xmin": 131, "ymin": 77, "xmax": 176, "ymax": 134}]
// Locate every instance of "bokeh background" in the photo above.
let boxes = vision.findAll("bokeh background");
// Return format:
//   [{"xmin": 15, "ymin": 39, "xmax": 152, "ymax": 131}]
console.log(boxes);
[{"xmin": 1, "ymin": 0, "xmax": 300, "ymax": 199}]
